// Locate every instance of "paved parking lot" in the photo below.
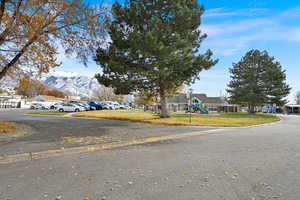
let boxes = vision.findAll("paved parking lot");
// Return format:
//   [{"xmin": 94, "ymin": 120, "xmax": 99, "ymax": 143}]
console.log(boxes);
[{"xmin": 0, "ymin": 109, "xmax": 217, "ymax": 155}]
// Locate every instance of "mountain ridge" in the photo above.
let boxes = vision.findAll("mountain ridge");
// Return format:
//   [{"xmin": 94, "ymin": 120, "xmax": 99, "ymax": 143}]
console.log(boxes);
[{"xmin": 0, "ymin": 71, "xmax": 101, "ymax": 98}]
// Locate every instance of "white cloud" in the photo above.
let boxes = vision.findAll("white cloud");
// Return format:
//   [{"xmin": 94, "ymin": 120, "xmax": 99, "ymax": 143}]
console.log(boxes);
[
  {"xmin": 280, "ymin": 6, "xmax": 300, "ymax": 18},
  {"xmin": 203, "ymin": 7, "xmax": 269, "ymax": 18},
  {"xmin": 202, "ymin": 6, "xmax": 300, "ymax": 56}
]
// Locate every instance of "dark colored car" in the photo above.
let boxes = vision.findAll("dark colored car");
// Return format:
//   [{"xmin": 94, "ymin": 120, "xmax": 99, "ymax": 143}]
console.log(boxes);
[{"xmin": 88, "ymin": 102, "xmax": 103, "ymax": 110}]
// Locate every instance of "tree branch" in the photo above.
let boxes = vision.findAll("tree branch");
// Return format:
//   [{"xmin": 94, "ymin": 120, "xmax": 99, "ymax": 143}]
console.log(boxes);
[
  {"xmin": 0, "ymin": 34, "xmax": 38, "ymax": 80},
  {"xmin": 0, "ymin": 0, "xmax": 23, "ymax": 46},
  {"xmin": 0, "ymin": 0, "xmax": 7, "ymax": 25}
]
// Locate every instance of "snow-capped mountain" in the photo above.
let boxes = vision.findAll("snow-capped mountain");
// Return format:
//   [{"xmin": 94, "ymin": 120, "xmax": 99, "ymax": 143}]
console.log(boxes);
[
  {"xmin": 39, "ymin": 71, "xmax": 101, "ymax": 98},
  {"xmin": 0, "ymin": 70, "xmax": 101, "ymax": 98},
  {"xmin": 0, "ymin": 75, "xmax": 18, "ymax": 89}
]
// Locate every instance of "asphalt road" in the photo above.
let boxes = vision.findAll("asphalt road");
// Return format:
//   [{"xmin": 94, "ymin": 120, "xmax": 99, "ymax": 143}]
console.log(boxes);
[
  {"xmin": 0, "ymin": 109, "xmax": 215, "ymax": 155},
  {"xmin": 1, "ymin": 114, "xmax": 300, "ymax": 200}
]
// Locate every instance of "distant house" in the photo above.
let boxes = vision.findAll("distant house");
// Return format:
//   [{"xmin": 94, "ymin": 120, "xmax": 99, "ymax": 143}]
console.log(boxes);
[
  {"xmin": 284, "ymin": 104, "xmax": 300, "ymax": 114},
  {"xmin": 167, "ymin": 93, "xmax": 232, "ymax": 112},
  {"xmin": 0, "ymin": 94, "xmax": 23, "ymax": 108}
]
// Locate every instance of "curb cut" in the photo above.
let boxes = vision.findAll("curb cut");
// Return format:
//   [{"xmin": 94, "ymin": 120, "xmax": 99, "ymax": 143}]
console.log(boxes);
[{"xmin": 0, "ymin": 129, "xmax": 223, "ymax": 165}]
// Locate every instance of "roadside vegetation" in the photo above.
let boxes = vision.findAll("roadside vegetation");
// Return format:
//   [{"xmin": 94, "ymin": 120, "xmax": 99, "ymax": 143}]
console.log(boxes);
[
  {"xmin": 0, "ymin": 121, "xmax": 16, "ymax": 134},
  {"xmin": 27, "ymin": 112, "xmax": 67, "ymax": 116},
  {"xmin": 73, "ymin": 110, "xmax": 280, "ymax": 127}
]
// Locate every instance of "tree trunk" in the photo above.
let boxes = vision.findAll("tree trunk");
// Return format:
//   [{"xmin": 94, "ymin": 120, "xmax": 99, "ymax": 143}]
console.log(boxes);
[
  {"xmin": 159, "ymin": 79, "xmax": 169, "ymax": 118},
  {"xmin": 248, "ymin": 104, "xmax": 255, "ymax": 113},
  {"xmin": 160, "ymin": 93, "xmax": 169, "ymax": 118}
]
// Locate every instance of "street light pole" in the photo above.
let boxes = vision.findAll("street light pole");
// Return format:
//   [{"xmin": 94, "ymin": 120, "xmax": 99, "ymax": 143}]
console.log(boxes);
[{"xmin": 189, "ymin": 88, "xmax": 193, "ymax": 124}]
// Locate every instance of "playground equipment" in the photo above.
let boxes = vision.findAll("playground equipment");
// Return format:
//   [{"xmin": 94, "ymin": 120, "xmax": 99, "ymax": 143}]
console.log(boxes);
[
  {"xmin": 190, "ymin": 104, "xmax": 209, "ymax": 114},
  {"xmin": 259, "ymin": 104, "xmax": 277, "ymax": 114}
]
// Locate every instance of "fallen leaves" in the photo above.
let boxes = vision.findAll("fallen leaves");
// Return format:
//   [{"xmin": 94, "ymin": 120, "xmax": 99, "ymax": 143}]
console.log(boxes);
[{"xmin": 0, "ymin": 121, "xmax": 16, "ymax": 134}]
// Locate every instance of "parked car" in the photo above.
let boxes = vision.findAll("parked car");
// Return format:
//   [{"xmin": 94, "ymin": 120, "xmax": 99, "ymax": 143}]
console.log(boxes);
[
  {"xmin": 80, "ymin": 103, "xmax": 93, "ymax": 111},
  {"xmin": 30, "ymin": 103, "xmax": 47, "ymax": 110},
  {"xmin": 119, "ymin": 104, "xmax": 126, "ymax": 109},
  {"xmin": 50, "ymin": 103, "xmax": 61, "ymax": 110},
  {"xmin": 112, "ymin": 103, "xmax": 120, "ymax": 109},
  {"xmin": 55, "ymin": 103, "xmax": 85, "ymax": 112},
  {"xmin": 88, "ymin": 102, "xmax": 103, "ymax": 110},
  {"xmin": 100, "ymin": 101, "xmax": 119, "ymax": 110},
  {"xmin": 101, "ymin": 103, "xmax": 114, "ymax": 110},
  {"xmin": 69, "ymin": 101, "xmax": 90, "ymax": 111},
  {"xmin": 119, "ymin": 105, "xmax": 131, "ymax": 109}
]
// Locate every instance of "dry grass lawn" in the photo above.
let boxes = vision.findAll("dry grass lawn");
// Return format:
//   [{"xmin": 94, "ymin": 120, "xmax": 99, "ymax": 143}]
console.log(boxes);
[
  {"xmin": 0, "ymin": 121, "xmax": 17, "ymax": 134},
  {"xmin": 27, "ymin": 112, "xmax": 67, "ymax": 116},
  {"xmin": 73, "ymin": 110, "xmax": 280, "ymax": 127}
]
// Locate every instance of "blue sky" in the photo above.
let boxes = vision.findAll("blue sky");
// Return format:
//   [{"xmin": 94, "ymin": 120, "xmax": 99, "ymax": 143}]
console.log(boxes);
[{"xmin": 59, "ymin": 0, "xmax": 300, "ymax": 102}]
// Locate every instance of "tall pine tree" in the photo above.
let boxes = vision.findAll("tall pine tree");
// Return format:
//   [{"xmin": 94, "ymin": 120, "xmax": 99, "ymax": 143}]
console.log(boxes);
[
  {"xmin": 94, "ymin": 0, "xmax": 217, "ymax": 118},
  {"xmin": 227, "ymin": 50, "xmax": 291, "ymax": 113}
]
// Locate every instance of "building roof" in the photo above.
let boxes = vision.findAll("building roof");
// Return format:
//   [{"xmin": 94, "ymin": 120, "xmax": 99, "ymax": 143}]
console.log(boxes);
[
  {"xmin": 167, "ymin": 93, "xmax": 226, "ymax": 105},
  {"xmin": 285, "ymin": 104, "xmax": 300, "ymax": 108},
  {"xmin": 193, "ymin": 94, "xmax": 207, "ymax": 101},
  {"xmin": 167, "ymin": 93, "xmax": 187, "ymax": 104},
  {"xmin": 204, "ymin": 97, "xmax": 227, "ymax": 104}
]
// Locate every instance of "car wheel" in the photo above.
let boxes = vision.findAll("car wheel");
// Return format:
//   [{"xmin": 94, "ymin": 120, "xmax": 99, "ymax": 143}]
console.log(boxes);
[
  {"xmin": 59, "ymin": 108, "xmax": 64, "ymax": 112},
  {"xmin": 75, "ymin": 108, "xmax": 80, "ymax": 112}
]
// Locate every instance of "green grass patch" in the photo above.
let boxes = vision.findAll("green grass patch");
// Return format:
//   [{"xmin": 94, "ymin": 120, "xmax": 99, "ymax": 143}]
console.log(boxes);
[
  {"xmin": 0, "ymin": 121, "xmax": 16, "ymax": 134},
  {"xmin": 73, "ymin": 110, "xmax": 280, "ymax": 127},
  {"xmin": 27, "ymin": 112, "xmax": 67, "ymax": 116}
]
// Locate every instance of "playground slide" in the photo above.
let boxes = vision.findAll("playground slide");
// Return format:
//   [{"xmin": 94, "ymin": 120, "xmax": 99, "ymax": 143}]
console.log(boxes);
[{"xmin": 199, "ymin": 108, "xmax": 209, "ymax": 114}]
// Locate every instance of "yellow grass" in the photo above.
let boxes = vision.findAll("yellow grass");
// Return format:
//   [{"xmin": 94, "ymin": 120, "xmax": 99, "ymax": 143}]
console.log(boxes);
[
  {"xmin": 27, "ymin": 112, "xmax": 67, "ymax": 116},
  {"xmin": 73, "ymin": 110, "xmax": 280, "ymax": 127},
  {"xmin": 0, "ymin": 121, "xmax": 17, "ymax": 134}
]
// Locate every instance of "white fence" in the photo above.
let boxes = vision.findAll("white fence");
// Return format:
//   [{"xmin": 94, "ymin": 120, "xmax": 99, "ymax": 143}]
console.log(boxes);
[{"xmin": 0, "ymin": 100, "xmax": 20, "ymax": 108}]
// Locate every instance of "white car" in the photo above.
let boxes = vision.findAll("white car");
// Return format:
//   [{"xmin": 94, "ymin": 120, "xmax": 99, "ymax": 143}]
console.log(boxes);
[
  {"xmin": 119, "ymin": 104, "xmax": 130, "ymax": 109},
  {"xmin": 112, "ymin": 103, "xmax": 120, "ymax": 109},
  {"xmin": 55, "ymin": 103, "xmax": 85, "ymax": 112},
  {"xmin": 30, "ymin": 103, "xmax": 46, "ymax": 110}
]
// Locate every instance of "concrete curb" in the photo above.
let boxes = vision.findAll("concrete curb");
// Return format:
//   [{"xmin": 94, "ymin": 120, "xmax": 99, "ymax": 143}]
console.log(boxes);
[
  {"xmin": 0, "ymin": 129, "xmax": 224, "ymax": 165},
  {"xmin": 233, "ymin": 116, "xmax": 283, "ymax": 129}
]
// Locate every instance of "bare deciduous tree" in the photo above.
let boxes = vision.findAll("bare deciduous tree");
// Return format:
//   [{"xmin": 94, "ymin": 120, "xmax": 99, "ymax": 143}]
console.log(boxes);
[{"xmin": 92, "ymin": 86, "xmax": 124, "ymax": 103}]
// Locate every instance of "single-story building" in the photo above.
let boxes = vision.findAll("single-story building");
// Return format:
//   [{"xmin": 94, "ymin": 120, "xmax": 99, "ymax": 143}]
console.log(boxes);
[
  {"xmin": 166, "ymin": 93, "xmax": 236, "ymax": 112},
  {"xmin": 284, "ymin": 104, "xmax": 300, "ymax": 114},
  {"xmin": 0, "ymin": 94, "xmax": 23, "ymax": 108}
]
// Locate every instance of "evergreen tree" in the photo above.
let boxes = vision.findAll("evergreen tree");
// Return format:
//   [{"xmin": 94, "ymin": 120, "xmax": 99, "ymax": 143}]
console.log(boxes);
[
  {"xmin": 295, "ymin": 91, "xmax": 300, "ymax": 104},
  {"xmin": 227, "ymin": 50, "xmax": 291, "ymax": 113},
  {"xmin": 94, "ymin": 0, "xmax": 217, "ymax": 118},
  {"xmin": 262, "ymin": 59, "xmax": 291, "ymax": 105}
]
